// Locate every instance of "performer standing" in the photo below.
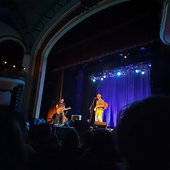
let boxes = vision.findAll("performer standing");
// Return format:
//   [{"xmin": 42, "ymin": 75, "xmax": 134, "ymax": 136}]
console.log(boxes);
[{"xmin": 94, "ymin": 94, "xmax": 106, "ymax": 122}]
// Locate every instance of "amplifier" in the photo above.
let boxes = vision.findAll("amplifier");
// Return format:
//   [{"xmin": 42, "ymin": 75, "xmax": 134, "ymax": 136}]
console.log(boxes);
[{"xmin": 71, "ymin": 115, "xmax": 82, "ymax": 121}]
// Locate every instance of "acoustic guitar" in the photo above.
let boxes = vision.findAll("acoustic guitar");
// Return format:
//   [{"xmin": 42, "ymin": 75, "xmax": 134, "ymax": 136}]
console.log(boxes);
[
  {"xmin": 56, "ymin": 107, "xmax": 71, "ymax": 114},
  {"xmin": 94, "ymin": 102, "xmax": 108, "ymax": 111},
  {"xmin": 47, "ymin": 107, "xmax": 71, "ymax": 124}
]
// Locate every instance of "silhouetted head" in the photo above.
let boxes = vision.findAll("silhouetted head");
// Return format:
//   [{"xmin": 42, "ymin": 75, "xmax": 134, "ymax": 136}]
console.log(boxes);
[
  {"xmin": 0, "ymin": 109, "xmax": 26, "ymax": 170},
  {"xmin": 62, "ymin": 127, "xmax": 80, "ymax": 150},
  {"xmin": 116, "ymin": 95, "xmax": 170, "ymax": 170}
]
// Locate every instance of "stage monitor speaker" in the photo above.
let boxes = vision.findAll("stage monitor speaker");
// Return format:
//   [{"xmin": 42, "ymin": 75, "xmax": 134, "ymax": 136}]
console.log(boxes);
[
  {"xmin": 71, "ymin": 115, "xmax": 82, "ymax": 121},
  {"xmin": 160, "ymin": 0, "xmax": 170, "ymax": 45},
  {"xmin": 94, "ymin": 121, "xmax": 107, "ymax": 128}
]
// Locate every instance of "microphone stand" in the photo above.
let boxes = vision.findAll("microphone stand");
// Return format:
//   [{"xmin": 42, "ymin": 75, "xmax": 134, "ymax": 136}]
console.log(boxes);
[{"xmin": 89, "ymin": 97, "xmax": 97, "ymax": 125}]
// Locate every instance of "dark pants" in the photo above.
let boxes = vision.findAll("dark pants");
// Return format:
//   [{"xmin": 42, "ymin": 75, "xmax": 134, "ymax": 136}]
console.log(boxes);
[{"xmin": 55, "ymin": 112, "xmax": 64, "ymax": 124}]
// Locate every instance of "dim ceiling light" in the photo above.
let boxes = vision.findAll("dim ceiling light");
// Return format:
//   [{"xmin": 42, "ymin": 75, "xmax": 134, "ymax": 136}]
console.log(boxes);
[{"xmin": 2, "ymin": 61, "xmax": 7, "ymax": 64}]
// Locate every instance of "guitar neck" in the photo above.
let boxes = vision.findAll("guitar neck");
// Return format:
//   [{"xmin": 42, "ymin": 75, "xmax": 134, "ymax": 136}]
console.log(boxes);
[{"xmin": 64, "ymin": 107, "xmax": 71, "ymax": 111}]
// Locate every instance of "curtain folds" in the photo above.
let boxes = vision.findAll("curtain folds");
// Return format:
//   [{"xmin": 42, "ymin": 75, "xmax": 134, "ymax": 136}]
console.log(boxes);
[{"xmin": 97, "ymin": 65, "xmax": 151, "ymax": 127}]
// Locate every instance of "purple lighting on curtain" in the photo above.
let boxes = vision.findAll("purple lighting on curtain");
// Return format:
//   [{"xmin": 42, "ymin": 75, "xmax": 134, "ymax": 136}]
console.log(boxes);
[{"xmin": 97, "ymin": 63, "xmax": 151, "ymax": 127}]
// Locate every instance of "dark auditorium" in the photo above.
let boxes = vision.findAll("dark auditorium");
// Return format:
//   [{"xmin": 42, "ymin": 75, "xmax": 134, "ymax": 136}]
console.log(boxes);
[{"xmin": 0, "ymin": 0, "xmax": 170, "ymax": 170}]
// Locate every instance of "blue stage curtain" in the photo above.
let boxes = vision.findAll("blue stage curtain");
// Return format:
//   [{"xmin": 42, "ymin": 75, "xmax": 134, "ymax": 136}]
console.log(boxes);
[{"xmin": 97, "ymin": 68, "xmax": 151, "ymax": 127}]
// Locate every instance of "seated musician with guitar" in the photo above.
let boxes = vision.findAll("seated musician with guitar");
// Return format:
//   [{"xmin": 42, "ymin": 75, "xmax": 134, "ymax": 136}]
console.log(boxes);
[
  {"xmin": 55, "ymin": 98, "xmax": 71, "ymax": 124},
  {"xmin": 47, "ymin": 98, "xmax": 71, "ymax": 124}
]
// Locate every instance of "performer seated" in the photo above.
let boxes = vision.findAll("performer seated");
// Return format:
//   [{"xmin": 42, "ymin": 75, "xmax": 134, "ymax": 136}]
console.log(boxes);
[
  {"xmin": 94, "ymin": 94, "xmax": 108, "ymax": 122},
  {"xmin": 47, "ymin": 98, "xmax": 71, "ymax": 125},
  {"xmin": 55, "ymin": 98, "xmax": 71, "ymax": 125}
]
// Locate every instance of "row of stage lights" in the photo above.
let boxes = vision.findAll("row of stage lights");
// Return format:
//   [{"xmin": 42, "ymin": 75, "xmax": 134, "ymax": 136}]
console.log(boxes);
[
  {"xmin": 91, "ymin": 62, "xmax": 151, "ymax": 82},
  {"xmin": 1, "ymin": 61, "xmax": 26, "ymax": 70}
]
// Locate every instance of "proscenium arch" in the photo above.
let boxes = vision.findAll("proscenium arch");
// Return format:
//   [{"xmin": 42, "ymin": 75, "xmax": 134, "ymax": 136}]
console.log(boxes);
[{"xmin": 33, "ymin": 0, "xmax": 129, "ymax": 118}]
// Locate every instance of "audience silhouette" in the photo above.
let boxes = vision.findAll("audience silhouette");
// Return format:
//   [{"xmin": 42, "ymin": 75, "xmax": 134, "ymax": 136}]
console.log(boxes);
[
  {"xmin": 116, "ymin": 95, "xmax": 170, "ymax": 170},
  {"xmin": 2, "ymin": 94, "xmax": 170, "ymax": 170}
]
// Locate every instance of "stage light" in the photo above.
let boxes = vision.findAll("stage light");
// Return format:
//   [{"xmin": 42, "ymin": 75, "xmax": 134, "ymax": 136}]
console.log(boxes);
[
  {"xmin": 140, "ymin": 47, "xmax": 145, "ymax": 50},
  {"xmin": 124, "ymin": 55, "xmax": 127, "ymax": 59},
  {"xmin": 119, "ymin": 53, "xmax": 123, "ymax": 56},
  {"xmin": 135, "ymin": 69, "xmax": 139, "ymax": 73},
  {"xmin": 90, "ymin": 62, "xmax": 151, "ymax": 82},
  {"xmin": 12, "ymin": 65, "xmax": 16, "ymax": 68},
  {"xmin": 117, "ymin": 71, "xmax": 121, "ymax": 76},
  {"xmin": 2, "ymin": 61, "xmax": 7, "ymax": 64}
]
